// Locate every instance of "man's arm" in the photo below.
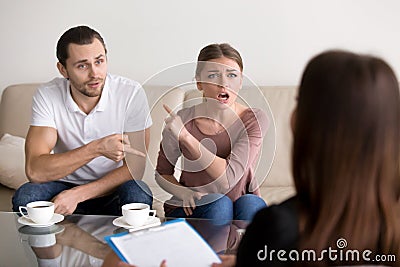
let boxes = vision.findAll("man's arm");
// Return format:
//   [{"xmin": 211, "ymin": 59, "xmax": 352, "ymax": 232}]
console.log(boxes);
[
  {"xmin": 59, "ymin": 128, "xmax": 150, "ymax": 199},
  {"xmin": 25, "ymin": 126, "xmax": 128, "ymax": 183},
  {"xmin": 52, "ymin": 128, "xmax": 150, "ymax": 215}
]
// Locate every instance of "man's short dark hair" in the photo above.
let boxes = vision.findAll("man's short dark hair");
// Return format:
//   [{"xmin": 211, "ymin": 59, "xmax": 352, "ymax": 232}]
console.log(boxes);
[{"xmin": 56, "ymin": 25, "xmax": 107, "ymax": 67}]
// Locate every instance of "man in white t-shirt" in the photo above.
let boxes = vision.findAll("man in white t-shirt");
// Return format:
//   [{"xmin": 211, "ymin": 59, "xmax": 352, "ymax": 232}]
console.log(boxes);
[{"xmin": 12, "ymin": 25, "xmax": 153, "ymax": 216}]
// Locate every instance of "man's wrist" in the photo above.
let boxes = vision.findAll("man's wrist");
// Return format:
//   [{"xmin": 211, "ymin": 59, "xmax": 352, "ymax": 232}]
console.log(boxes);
[
  {"xmin": 85, "ymin": 139, "xmax": 101, "ymax": 158},
  {"xmin": 69, "ymin": 185, "xmax": 89, "ymax": 203}
]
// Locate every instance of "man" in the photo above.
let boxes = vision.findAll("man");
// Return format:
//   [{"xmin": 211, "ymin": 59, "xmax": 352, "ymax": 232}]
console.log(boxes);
[{"xmin": 12, "ymin": 25, "xmax": 153, "ymax": 216}]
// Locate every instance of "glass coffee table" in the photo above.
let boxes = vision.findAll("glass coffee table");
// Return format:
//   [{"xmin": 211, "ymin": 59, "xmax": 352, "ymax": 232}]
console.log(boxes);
[{"xmin": 0, "ymin": 212, "xmax": 248, "ymax": 267}]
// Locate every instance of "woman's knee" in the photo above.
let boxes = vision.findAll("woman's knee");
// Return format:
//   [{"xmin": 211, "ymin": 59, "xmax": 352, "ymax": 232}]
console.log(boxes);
[
  {"xmin": 198, "ymin": 193, "xmax": 228, "ymax": 205},
  {"xmin": 209, "ymin": 194, "xmax": 233, "ymax": 210},
  {"xmin": 235, "ymin": 194, "xmax": 267, "ymax": 208},
  {"xmin": 234, "ymin": 194, "xmax": 267, "ymax": 221},
  {"xmin": 198, "ymin": 194, "xmax": 233, "ymax": 221}
]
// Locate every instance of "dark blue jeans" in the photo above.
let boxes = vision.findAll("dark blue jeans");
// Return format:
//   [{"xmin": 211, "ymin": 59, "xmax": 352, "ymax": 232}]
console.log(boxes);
[
  {"xmin": 166, "ymin": 193, "xmax": 266, "ymax": 222},
  {"xmin": 12, "ymin": 180, "xmax": 153, "ymax": 216}
]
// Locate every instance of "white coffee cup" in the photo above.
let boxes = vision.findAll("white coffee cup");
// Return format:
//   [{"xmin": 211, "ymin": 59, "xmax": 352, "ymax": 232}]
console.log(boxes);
[
  {"xmin": 19, "ymin": 201, "xmax": 55, "ymax": 224},
  {"xmin": 121, "ymin": 203, "xmax": 156, "ymax": 227}
]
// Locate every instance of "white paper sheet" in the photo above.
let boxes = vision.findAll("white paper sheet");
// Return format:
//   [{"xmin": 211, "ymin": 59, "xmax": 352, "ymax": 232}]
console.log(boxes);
[{"xmin": 106, "ymin": 219, "xmax": 222, "ymax": 267}]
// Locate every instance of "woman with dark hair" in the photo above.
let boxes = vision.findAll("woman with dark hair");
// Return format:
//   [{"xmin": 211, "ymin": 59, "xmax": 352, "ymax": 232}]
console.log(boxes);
[
  {"xmin": 155, "ymin": 43, "xmax": 268, "ymax": 221},
  {"xmin": 214, "ymin": 50, "xmax": 400, "ymax": 266}
]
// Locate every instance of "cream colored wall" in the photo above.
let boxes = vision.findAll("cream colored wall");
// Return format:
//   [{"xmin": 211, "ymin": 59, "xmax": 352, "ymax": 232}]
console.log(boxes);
[{"xmin": 0, "ymin": 0, "xmax": 400, "ymax": 93}]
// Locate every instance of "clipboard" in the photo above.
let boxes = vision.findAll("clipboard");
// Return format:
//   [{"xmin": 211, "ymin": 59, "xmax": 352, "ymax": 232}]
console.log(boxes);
[{"xmin": 104, "ymin": 218, "xmax": 222, "ymax": 267}]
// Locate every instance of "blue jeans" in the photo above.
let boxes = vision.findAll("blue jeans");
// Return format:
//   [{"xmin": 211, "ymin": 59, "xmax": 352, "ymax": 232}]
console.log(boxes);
[
  {"xmin": 166, "ymin": 193, "xmax": 266, "ymax": 222},
  {"xmin": 12, "ymin": 180, "xmax": 153, "ymax": 216}
]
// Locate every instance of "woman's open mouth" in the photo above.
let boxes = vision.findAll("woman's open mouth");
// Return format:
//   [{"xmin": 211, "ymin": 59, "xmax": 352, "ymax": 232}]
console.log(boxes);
[{"xmin": 217, "ymin": 92, "xmax": 230, "ymax": 103}]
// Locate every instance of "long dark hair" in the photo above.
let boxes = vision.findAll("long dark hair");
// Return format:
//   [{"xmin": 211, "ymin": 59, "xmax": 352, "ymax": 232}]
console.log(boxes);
[{"xmin": 293, "ymin": 50, "xmax": 400, "ymax": 263}]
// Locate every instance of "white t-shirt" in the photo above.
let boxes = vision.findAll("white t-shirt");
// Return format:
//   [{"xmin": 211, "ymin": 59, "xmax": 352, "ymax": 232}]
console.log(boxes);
[{"xmin": 31, "ymin": 74, "xmax": 153, "ymax": 184}]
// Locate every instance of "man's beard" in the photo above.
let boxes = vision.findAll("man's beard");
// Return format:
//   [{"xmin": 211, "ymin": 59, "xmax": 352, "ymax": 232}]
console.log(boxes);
[{"xmin": 70, "ymin": 78, "xmax": 104, "ymax": 97}]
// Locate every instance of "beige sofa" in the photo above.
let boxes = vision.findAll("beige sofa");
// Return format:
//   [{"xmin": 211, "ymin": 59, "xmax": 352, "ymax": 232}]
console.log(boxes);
[{"xmin": 0, "ymin": 83, "xmax": 297, "ymax": 216}]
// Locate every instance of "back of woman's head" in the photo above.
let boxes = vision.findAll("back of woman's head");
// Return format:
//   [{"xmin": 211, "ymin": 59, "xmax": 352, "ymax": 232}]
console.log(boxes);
[{"xmin": 293, "ymin": 50, "xmax": 400, "ymax": 260}]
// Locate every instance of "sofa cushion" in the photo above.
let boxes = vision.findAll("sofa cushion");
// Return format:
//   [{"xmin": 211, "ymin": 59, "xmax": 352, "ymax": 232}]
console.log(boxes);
[
  {"xmin": 0, "ymin": 84, "xmax": 38, "ymax": 138},
  {"xmin": 259, "ymin": 86, "xmax": 297, "ymax": 188},
  {"xmin": 141, "ymin": 85, "xmax": 186, "ymax": 216},
  {"xmin": 0, "ymin": 133, "xmax": 29, "ymax": 189}
]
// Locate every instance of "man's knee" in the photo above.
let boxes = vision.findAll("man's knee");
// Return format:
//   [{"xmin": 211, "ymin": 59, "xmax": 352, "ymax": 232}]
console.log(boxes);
[
  {"xmin": 118, "ymin": 180, "xmax": 153, "ymax": 207},
  {"xmin": 120, "ymin": 180, "xmax": 152, "ymax": 196},
  {"xmin": 12, "ymin": 183, "xmax": 46, "ymax": 212},
  {"xmin": 12, "ymin": 181, "xmax": 68, "ymax": 212}
]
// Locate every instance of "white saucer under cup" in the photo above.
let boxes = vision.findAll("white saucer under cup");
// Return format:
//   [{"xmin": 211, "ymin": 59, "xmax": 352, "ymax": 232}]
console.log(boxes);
[
  {"xmin": 18, "ymin": 213, "xmax": 64, "ymax": 228},
  {"xmin": 113, "ymin": 216, "xmax": 161, "ymax": 230}
]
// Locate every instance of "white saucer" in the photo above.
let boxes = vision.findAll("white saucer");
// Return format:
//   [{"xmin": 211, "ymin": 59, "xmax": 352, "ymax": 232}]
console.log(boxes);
[
  {"xmin": 18, "ymin": 213, "xmax": 64, "ymax": 228},
  {"xmin": 113, "ymin": 216, "xmax": 161, "ymax": 231}
]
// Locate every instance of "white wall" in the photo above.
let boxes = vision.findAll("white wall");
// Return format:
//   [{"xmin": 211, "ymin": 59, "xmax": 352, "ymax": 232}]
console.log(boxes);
[{"xmin": 1, "ymin": 0, "xmax": 400, "ymax": 93}]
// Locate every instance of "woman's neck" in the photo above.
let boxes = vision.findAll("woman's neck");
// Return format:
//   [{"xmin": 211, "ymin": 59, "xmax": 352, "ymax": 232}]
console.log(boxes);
[
  {"xmin": 194, "ymin": 101, "xmax": 245, "ymax": 135},
  {"xmin": 201, "ymin": 101, "xmax": 237, "ymax": 122}
]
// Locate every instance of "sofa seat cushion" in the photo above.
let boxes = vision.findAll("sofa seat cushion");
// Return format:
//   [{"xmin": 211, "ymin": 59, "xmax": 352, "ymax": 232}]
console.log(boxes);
[{"xmin": 259, "ymin": 186, "xmax": 296, "ymax": 206}]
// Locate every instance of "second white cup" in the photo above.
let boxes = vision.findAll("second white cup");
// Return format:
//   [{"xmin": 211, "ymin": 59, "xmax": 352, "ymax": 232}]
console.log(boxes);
[{"xmin": 122, "ymin": 203, "xmax": 156, "ymax": 227}]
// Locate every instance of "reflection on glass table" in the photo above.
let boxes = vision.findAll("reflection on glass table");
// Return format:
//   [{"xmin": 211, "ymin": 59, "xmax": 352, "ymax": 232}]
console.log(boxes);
[
  {"xmin": 18, "ymin": 215, "xmax": 115, "ymax": 267},
  {"xmin": 0, "ymin": 212, "xmax": 248, "ymax": 267}
]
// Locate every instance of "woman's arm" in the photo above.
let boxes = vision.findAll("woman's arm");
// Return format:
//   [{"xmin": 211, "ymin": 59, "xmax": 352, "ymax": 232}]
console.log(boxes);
[
  {"xmin": 164, "ymin": 105, "xmax": 268, "ymax": 191},
  {"xmin": 155, "ymin": 127, "xmax": 206, "ymax": 216},
  {"xmin": 163, "ymin": 105, "xmax": 229, "ymax": 188},
  {"xmin": 155, "ymin": 173, "xmax": 206, "ymax": 215}
]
